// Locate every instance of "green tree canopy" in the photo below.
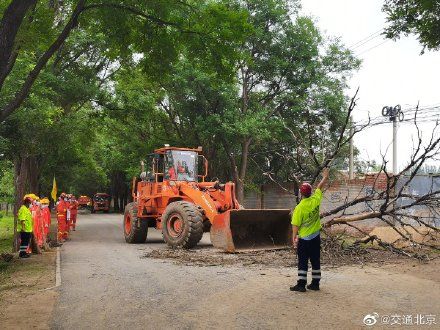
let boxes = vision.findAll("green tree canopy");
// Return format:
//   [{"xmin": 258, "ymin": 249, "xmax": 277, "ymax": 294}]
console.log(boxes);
[
  {"xmin": 383, "ymin": 0, "xmax": 440, "ymax": 53},
  {"xmin": 0, "ymin": 0, "xmax": 361, "ymax": 209},
  {"xmin": 154, "ymin": 0, "xmax": 360, "ymax": 200}
]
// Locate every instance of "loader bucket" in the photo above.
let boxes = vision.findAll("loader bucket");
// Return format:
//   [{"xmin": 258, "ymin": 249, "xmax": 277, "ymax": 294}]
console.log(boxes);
[{"xmin": 210, "ymin": 209, "xmax": 292, "ymax": 253}]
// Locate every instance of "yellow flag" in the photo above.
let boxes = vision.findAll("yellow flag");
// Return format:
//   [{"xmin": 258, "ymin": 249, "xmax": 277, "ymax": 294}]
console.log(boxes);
[{"xmin": 51, "ymin": 176, "xmax": 57, "ymax": 201}]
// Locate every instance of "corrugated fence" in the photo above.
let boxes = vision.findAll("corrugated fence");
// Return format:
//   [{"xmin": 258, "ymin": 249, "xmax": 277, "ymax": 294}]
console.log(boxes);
[{"xmin": 243, "ymin": 174, "xmax": 439, "ymax": 227}]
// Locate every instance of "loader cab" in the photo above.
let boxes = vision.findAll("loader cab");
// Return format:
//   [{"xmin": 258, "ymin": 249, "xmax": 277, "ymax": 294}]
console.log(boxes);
[
  {"xmin": 145, "ymin": 147, "xmax": 208, "ymax": 183},
  {"xmin": 164, "ymin": 150, "xmax": 198, "ymax": 181}
]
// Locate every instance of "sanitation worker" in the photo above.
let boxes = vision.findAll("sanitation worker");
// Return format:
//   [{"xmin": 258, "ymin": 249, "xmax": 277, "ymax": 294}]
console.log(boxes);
[
  {"xmin": 290, "ymin": 167, "xmax": 329, "ymax": 292},
  {"xmin": 56, "ymin": 193, "xmax": 68, "ymax": 242},
  {"xmin": 30, "ymin": 196, "xmax": 44, "ymax": 248},
  {"xmin": 70, "ymin": 195, "xmax": 78, "ymax": 231},
  {"xmin": 36, "ymin": 198, "xmax": 45, "ymax": 246},
  {"xmin": 65, "ymin": 194, "xmax": 72, "ymax": 235},
  {"xmin": 40, "ymin": 198, "xmax": 51, "ymax": 241},
  {"xmin": 17, "ymin": 196, "xmax": 33, "ymax": 258}
]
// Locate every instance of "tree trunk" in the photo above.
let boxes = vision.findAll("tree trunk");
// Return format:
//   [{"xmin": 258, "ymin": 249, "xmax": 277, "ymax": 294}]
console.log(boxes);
[
  {"xmin": 235, "ymin": 180, "xmax": 244, "ymax": 205},
  {"xmin": 30, "ymin": 233, "xmax": 42, "ymax": 254},
  {"xmin": 0, "ymin": 0, "xmax": 86, "ymax": 121},
  {"xmin": 13, "ymin": 154, "xmax": 29, "ymax": 251},
  {"xmin": 0, "ymin": 0, "xmax": 37, "ymax": 91},
  {"xmin": 28, "ymin": 155, "xmax": 40, "ymax": 193},
  {"xmin": 237, "ymin": 138, "xmax": 252, "ymax": 204},
  {"xmin": 110, "ymin": 170, "xmax": 128, "ymax": 213},
  {"xmin": 113, "ymin": 196, "xmax": 119, "ymax": 212},
  {"xmin": 222, "ymin": 137, "xmax": 251, "ymax": 205},
  {"xmin": 233, "ymin": 67, "xmax": 252, "ymax": 204}
]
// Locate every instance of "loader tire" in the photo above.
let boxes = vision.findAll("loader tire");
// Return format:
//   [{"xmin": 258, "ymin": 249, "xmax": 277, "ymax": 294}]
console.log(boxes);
[
  {"xmin": 196, "ymin": 205, "xmax": 211, "ymax": 232},
  {"xmin": 162, "ymin": 201, "xmax": 204, "ymax": 249},
  {"xmin": 124, "ymin": 202, "xmax": 148, "ymax": 243}
]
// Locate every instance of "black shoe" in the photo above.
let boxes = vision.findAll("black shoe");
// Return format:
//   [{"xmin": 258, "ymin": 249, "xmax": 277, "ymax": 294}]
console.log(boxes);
[
  {"xmin": 290, "ymin": 284, "xmax": 306, "ymax": 292},
  {"xmin": 19, "ymin": 253, "xmax": 30, "ymax": 259},
  {"xmin": 307, "ymin": 283, "xmax": 320, "ymax": 291}
]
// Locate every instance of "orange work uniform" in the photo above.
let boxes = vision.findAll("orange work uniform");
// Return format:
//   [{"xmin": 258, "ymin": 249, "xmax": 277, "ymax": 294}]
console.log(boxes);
[
  {"xmin": 70, "ymin": 200, "xmax": 78, "ymax": 230},
  {"xmin": 41, "ymin": 205, "xmax": 51, "ymax": 239},
  {"xmin": 31, "ymin": 204, "xmax": 44, "ymax": 248},
  {"xmin": 56, "ymin": 199, "xmax": 68, "ymax": 242}
]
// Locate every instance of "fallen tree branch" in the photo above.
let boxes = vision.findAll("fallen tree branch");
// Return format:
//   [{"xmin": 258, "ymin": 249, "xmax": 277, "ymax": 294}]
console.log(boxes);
[{"xmin": 325, "ymin": 211, "xmax": 382, "ymax": 226}]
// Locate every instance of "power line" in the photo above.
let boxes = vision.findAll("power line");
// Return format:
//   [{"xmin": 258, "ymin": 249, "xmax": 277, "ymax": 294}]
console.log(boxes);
[
  {"xmin": 354, "ymin": 116, "xmax": 440, "ymax": 128},
  {"xmin": 405, "ymin": 106, "xmax": 440, "ymax": 114},
  {"xmin": 353, "ymin": 108, "xmax": 440, "ymax": 128},
  {"xmin": 350, "ymin": 34, "xmax": 383, "ymax": 51},
  {"xmin": 348, "ymin": 29, "xmax": 383, "ymax": 50},
  {"xmin": 354, "ymin": 104, "xmax": 440, "ymax": 120},
  {"xmin": 355, "ymin": 39, "xmax": 389, "ymax": 56},
  {"xmin": 402, "ymin": 114, "xmax": 440, "ymax": 121}
]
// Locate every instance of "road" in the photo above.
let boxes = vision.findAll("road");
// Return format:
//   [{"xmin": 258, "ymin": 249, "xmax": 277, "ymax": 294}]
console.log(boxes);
[{"xmin": 51, "ymin": 213, "xmax": 440, "ymax": 329}]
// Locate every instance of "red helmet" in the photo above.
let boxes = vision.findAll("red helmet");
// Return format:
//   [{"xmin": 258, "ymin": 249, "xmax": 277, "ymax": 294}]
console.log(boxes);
[{"xmin": 300, "ymin": 182, "xmax": 312, "ymax": 197}]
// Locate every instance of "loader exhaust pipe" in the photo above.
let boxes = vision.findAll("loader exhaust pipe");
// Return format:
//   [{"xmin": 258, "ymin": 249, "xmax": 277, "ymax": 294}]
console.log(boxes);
[{"xmin": 210, "ymin": 209, "xmax": 292, "ymax": 252}]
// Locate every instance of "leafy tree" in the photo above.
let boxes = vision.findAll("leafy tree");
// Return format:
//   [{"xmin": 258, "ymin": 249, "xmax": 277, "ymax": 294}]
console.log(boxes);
[
  {"xmin": 0, "ymin": 0, "xmax": 247, "ymax": 195},
  {"xmin": 383, "ymin": 0, "xmax": 440, "ymax": 52},
  {"xmin": 0, "ymin": 0, "xmax": 360, "ymax": 214},
  {"xmin": 0, "ymin": 160, "xmax": 14, "ymax": 203},
  {"xmin": 94, "ymin": 66, "xmax": 174, "ymax": 209},
  {"xmin": 355, "ymin": 159, "xmax": 382, "ymax": 174},
  {"xmin": 0, "ymin": 0, "xmax": 247, "ymax": 121},
  {"xmin": 159, "ymin": 0, "xmax": 360, "ymax": 201}
]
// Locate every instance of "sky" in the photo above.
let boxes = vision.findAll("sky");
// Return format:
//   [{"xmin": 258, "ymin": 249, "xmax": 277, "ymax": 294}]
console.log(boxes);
[{"xmin": 300, "ymin": 0, "xmax": 440, "ymax": 171}]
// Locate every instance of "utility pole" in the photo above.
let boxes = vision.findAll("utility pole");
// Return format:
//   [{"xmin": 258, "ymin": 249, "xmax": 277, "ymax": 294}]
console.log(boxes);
[
  {"xmin": 349, "ymin": 116, "xmax": 354, "ymax": 180},
  {"xmin": 382, "ymin": 105, "xmax": 404, "ymax": 226},
  {"xmin": 392, "ymin": 119, "xmax": 397, "ymax": 175},
  {"xmin": 381, "ymin": 105, "xmax": 404, "ymax": 175}
]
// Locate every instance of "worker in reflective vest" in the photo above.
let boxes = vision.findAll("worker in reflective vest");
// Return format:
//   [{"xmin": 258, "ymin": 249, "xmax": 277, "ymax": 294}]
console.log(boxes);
[
  {"xmin": 290, "ymin": 168, "xmax": 329, "ymax": 292},
  {"xmin": 17, "ymin": 196, "xmax": 33, "ymax": 258}
]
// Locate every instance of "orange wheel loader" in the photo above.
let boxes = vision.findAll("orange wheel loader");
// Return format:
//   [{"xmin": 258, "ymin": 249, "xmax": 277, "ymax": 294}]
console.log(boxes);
[{"xmin": 123, "ymin": 146, "xmax": 292, "ymax": 252}]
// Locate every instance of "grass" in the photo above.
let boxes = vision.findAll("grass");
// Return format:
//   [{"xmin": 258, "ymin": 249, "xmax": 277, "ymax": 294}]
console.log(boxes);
[
  {"xmin": 0, "ymin": 209, "xmax": 50, "ymax": 292},
  {"xmin": 0, "ymin": 210, "xmax": 15, "ymax": 276},
  {"xmin": 0, "ymin": 210, "xmax": 14, "ymax": 254},
  {"xmin": 0, "ymin": 211, "xmax": 56, "ymax": 300},
  {"xmin": 0, "ymin": 253, "xmax": 53, "ymax": 294}
]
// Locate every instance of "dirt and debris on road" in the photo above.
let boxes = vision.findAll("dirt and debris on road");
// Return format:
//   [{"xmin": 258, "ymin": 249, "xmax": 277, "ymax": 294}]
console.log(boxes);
[
  {"xmin": 51, "ymin": 214, "xmax": 439, "ymax": 329},
  {"xmin": 143, "ymin": 236, "xmax": 406, "ymax": 268},
  {"xmin": 0, "ymin": 250, "xmax": 57, "ymax": 330}
]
